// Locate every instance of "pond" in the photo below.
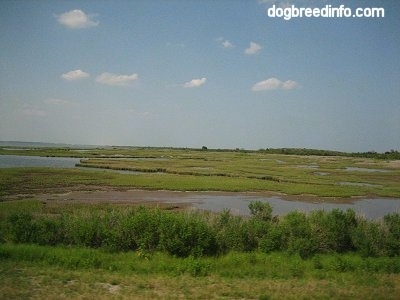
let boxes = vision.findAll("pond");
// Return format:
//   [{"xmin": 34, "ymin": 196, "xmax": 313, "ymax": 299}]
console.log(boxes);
[
  {"xmin": 38, "ymin": 190, "xmax": 400, "ymax": 220},
  {"xmin": 0, "ymin": 155, "xmax": 158, "ymax": 174},
  {"xmin": 0, "ymin": 155, "xmax": 80, "ymax": 168}
]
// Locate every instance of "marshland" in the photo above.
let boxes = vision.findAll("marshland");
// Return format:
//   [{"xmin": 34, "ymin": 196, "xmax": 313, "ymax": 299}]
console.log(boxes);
[{"xmin": 1, "ymin": 145, "xmax": 400, "ymax": 299}]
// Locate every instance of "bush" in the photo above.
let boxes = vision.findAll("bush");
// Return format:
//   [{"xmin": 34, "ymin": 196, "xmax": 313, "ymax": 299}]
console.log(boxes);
[
  {"xmin": 1, "ymin": 203, "xmax": 399, "ymax": 258},
  {"xmin": 259, "ymin": 225, "xmax": 283, "ymax": 253},
  {"xmin": 214, "ymin": 211, "xmax": 256, "ymax": 253},
  {"xmin": 32, "ymin": 217, "xmax": 63, "ymax": 246},
  {"xmin": 249, "ymin": 201, "xmax": 272, "ymax": 222},
  {"xmin": 383, "ymin": 213, "xmax": 400, "ymax": 256},
  {"xmin": 351, "ymin": 219, "xmax": 387, "ymax": 257},
  {"xmin": 62, "ymin": 211, "xmax": 109, "ymax": 248},
  {"xmin": 7, "ymin": 212, "xmax": 34, "ymax": 243},
  {"xmin": 158, "ymin": 212, "xmax": 217, "ymax": 257},
  {"xmin": 114, "ymin": 207, "xmax": 162, "ymax": 252},
  {"xmin": 310, "ymin": 209, "xmax": 357, "ymax": 253},
  {"xmin": 279, "ymin": 211, "xmax": 315, "ymax": 258}
]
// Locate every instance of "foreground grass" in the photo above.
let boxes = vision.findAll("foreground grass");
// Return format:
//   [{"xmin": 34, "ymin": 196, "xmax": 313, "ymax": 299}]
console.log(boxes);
[{"xmin": 1, "ymin": 244, "xmax": 399, "ymax": 299}]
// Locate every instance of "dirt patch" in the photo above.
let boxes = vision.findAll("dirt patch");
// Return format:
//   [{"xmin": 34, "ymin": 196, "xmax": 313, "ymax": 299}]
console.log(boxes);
[
  {"xmin": 35, "ymin": 189, "xmax": 194, "ymax": 211},
  {"xmin": 96, "ymin": 283, "xmax": 121, "ymax": 294},
  {"xmin": 34, "ymin": 189, "xmax": 361, "ymax": 207}
]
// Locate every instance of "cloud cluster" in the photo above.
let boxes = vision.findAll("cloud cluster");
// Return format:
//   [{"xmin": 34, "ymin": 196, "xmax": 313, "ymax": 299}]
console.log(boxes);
[
  {"xmin": 61, "ymin": 69, "xmax": 90, "ymax": 81},
  {"xmin": 245, "ymin": 42, "xmax": 262, "ymax": 55},
  {"xmin": 56, "ymin": 11, "xmax": 298, "ymax": 95},
  {"xmin": 183, "ymin": 78, "xmax": 207, "ymax": 88},
  {"xmin": 95, "ymin": 72, "xmax": 139, "ymax": 87},
  {"xmin": 56, "ymin": 9, "xmax": 99, "ymax": 29},
  {"xmin": 251, "ymin": 77, "xmax": 299, "ymax": 91},
  {"xmin": 216, "ymin": 37, "xmax": 234, "ymax": 49}
]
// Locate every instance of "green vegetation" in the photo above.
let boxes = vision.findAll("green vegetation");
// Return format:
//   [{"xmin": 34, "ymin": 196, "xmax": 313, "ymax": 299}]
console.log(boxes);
[
  {"xmin": 1, "ymin": 144, "xmax": 400, "ymax": 159},
  {"xmin": 1, "ymin": 245, "xmax": 399, "ymax": 299},
  {"xmin": 1, "ymin": 146, "xmax": 400, "ymax": 298},
  {"xmin": 1, "ymin": 199, "xmax": 400, "ymax": 258},
  {"xmin": 1, "ymin": 146, "xmax": 400, "ymax": 198},
  {"xmin": 1, "ymin": 199, "xmax": 400, "ymax": 299},
  {"xmin": 260, "ymin": 148, "xmax": 400, "ymax": 160}
]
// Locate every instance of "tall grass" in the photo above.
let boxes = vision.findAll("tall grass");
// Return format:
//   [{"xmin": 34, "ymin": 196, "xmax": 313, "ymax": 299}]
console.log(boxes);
[{"xmin": 1, "ymin": 200, "xmax": 399, "ymax": 259}]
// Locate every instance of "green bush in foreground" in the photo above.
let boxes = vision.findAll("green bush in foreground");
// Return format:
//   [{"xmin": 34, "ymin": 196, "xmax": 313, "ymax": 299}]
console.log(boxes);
[{"xmin": 1, "ymin": 201, "xmax": 400, "ymax": 258}]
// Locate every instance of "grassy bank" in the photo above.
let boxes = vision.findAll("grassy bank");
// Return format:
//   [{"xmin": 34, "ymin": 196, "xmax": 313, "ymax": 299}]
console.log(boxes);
[{"xmin": 1, "ymin": 244, "xmax": 400, "ymax": 299}]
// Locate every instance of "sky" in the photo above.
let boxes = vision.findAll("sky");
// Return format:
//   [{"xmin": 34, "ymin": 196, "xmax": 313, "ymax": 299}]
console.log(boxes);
[{"xmin": 0, "ymin": 0, "xmax": 399, "ymax": 152}]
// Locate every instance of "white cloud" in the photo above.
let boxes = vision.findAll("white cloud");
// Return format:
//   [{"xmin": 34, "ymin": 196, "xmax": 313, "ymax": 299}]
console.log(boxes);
[
  {"xmin": 281, "ymin": 80, "xmax": 298, "ymax": 90},
  {"xmin": 216, "ymin": 37, "xmax": 234, "ymax": 48},
  {"xmin": 245, "ymin": 42, "xmax": 262, "ymax": 55},
  {"xmin": 183, "ymin": 78, "xmax": 207, "ymax": 88},
  {"xmin": 61, "ymin": 69, "xmax": 90, "ymax": 81},
  {"xmin": 222, "ymin": 40, "xmax": 234, "ymax": 48},
  {"xmin": 56, "ymin": 9, "xmax": 99, "ymax": 29},
  {"xmin": 251, "ymin": 77, "xmax": 299, "ymax": 91},
  {"xmin": 95, "ymin": 72, "xmax": 139, "ymax": 87}
]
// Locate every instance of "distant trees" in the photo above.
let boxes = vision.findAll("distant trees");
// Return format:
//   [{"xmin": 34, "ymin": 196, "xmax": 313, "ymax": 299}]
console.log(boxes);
[{"xmin": 258, "ymin": 148, "xmax": 400, "ymax": 160}]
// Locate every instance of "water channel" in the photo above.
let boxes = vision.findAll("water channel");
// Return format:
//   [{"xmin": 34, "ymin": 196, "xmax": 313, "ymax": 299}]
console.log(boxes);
[{"xmin": 1, "ymin": 155, "xmax": 399, "ymax": 219}]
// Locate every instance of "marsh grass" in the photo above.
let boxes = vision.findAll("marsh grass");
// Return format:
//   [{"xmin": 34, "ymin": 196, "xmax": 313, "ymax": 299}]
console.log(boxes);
[
  {"xmin": 1, "ymin": 148, "xmax": 400, "ymax": 197},
  {"xmin": 75, "ymin": 151, "xmax": 400, "ymax": 197}
]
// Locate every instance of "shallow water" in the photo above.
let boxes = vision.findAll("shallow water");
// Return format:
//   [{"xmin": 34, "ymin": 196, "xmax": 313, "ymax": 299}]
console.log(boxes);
[
  {"xmin": 345, "ymin": 166, "xmax": 390, "ymax": 173},
  {"xmin": 2, "ymin": 155, "xmax": 399, "ymax": 219},
  {"xmin": 338, "ymin": 182, "xmax": 383, "ymax": 188},
  {"xmin": 38, "ymin": 190, "xmax": 400, "ymax": 220},
  {"xmin": 0, "ymin": 155, "xmax": 80, "ymax": 168},
  {"xmin": 186, "ymin": 193, "xmax": 400, "ymax": 219}
]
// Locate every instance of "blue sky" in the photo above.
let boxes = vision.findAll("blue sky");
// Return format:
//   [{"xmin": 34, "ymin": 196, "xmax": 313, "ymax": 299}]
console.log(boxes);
[{"xmin": 0, "ymin": 0, "xmax": 399, "ymax": 152}]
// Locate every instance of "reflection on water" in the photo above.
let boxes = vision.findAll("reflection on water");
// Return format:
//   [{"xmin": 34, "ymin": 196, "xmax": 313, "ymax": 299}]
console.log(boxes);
[
  {"xmin": 188, "ymin": 193, "xmax": 400, "ymax": 219},
  {"xmin": 40, "ymin": 190, "xmax": 400, "ymax": 220}
]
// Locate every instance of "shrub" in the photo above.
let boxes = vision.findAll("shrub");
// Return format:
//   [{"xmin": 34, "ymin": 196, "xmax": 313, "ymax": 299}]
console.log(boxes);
[
  {"xmin": 7, "ymin": 212, "xmax": 34, "ymax": 243},
  {"xmin": 32, "ymin": 217, "xmax": 63, "ymax": 246},
  {"xmin": 383, "ymin": 213, "xmax": 400, "ymax": 256},
  {"xmin": 351, "ymin": 219, "xmax": 387, "ymax": 257},
  {"xmin": 310, "ymin": 209, "xmax": 357, "ymax": 253},
  {"xmin": 249, "ymin": 201, "xmax": 272, "ymax": 222},
  {"xmin": 214, "ymin": 212, "xmax": 255, "ymax": 253},
  {"xmin": 158, "ymin": 211, "xmax": 217, "ymax": 257},
  {"xmin": 280, "ymin": 211, "xmax": 315, "ymax": 258},
  {"xmin": 61, "ymin": 210, "xmax": 110, "ymax": 248},
  {"xmin": 259, "ymin": 225, "xmax": 283, "ymax": 253}
]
